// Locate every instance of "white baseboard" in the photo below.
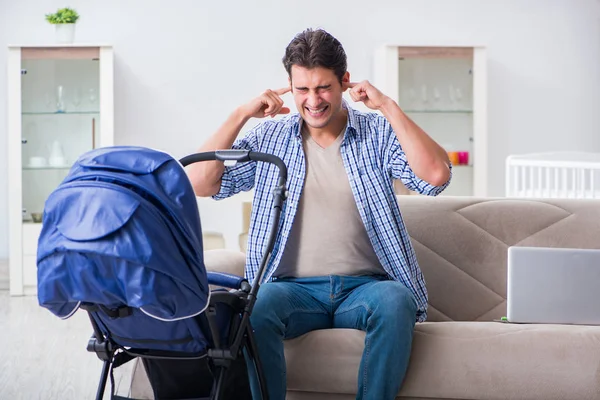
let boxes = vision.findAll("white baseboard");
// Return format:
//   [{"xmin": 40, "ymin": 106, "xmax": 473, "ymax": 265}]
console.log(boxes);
[{"xmin": 0, "ymin": 259, "xmax": 8, "ymax": 291}]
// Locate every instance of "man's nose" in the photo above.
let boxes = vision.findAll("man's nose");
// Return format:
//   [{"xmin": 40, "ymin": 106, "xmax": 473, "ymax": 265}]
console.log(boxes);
[{"xmin": 307, "ymin": 91, "xmax": 321, "ymax": 106}]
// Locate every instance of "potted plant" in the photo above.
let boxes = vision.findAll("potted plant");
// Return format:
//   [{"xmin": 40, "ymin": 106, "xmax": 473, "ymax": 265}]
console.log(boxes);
[{"xmin": 45, "ymin": 7, "xmax": 80, "ymax": 44}]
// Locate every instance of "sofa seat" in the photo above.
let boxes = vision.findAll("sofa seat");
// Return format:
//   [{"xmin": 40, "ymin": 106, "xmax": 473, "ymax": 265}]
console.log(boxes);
[{"xmin": 284, "ymin": 322, "xmax": 600, "ymax": 400}]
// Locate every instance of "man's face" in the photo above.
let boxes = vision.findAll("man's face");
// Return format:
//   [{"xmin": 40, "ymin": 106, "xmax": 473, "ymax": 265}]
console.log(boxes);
[{"xmin": 290, "ymin": 65, "xmax": 349, "ymax": 130}]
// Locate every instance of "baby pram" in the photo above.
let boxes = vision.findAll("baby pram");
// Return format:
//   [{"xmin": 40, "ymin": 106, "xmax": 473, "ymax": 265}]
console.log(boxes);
[{"xmin": 36, "ymin": 146, "xmax": 288, "ymax": 400}]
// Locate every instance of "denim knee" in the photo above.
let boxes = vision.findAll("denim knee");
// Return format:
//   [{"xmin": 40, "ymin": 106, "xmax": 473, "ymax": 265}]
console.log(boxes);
[
  {"xmin": 249, "ymin": 282, "xmax": 289, "ymax": 332},
  {"xmin": 368, "ymin": 282, "xmax": 418, "ymax": 324}
]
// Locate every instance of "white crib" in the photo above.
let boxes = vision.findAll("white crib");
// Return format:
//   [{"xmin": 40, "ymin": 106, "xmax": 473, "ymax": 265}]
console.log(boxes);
[{"xmin": 506, "ymin": 152, "xmax": 600, "ymax": 199}]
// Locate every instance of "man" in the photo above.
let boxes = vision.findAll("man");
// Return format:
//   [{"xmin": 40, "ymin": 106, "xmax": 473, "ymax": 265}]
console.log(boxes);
[{"xmin": 188, "ymin": 28, "xmax": 451, "ymax": 400}]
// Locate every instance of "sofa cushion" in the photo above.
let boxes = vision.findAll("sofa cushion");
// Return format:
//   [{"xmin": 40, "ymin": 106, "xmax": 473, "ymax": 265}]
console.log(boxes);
[
  {"xmin": 397, "ymin": 197, "xmax": 600, "ymax": 322},
  {"xmin": 284, "ymin": 322, "xmax": 600, "ymax": 399},
  {"xmin": 203, "ymin": 249, "xmax": 246, "ymax": 291},
  {"xmin": 203, "ymin": 249, "xmax": 245, "ymax": 276}
]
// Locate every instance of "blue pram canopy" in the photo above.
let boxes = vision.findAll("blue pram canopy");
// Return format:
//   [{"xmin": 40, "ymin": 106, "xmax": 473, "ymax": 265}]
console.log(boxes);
[{"xmin": 37, "ymin": 146, "xmax": 212, "ymax": 352}]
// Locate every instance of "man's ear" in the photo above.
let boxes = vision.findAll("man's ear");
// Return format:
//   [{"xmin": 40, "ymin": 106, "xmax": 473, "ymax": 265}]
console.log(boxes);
[{"xmin": 342, "ymin": 72, "xmax": 350, "ymax": 91}]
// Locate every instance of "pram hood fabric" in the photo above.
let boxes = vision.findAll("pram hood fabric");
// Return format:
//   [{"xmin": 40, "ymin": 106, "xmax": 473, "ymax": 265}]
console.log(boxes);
[{"xmin": 37, "ymin": 146, "xmax": 210, "ymax": 323}]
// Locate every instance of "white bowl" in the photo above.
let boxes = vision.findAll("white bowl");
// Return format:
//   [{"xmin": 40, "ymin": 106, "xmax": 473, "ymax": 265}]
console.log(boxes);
[{"xmin": 28, "ymin": 157, "xmax": 47, "ymax": 167}]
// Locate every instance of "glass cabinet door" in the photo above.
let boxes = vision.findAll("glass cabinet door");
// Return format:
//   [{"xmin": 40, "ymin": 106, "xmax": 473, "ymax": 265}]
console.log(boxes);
[
  {"xmin": 20, "ymin": 47, "xmax": 101, "ymax": 223},
  {"xmin": 374, "ymin": 45, "xmax": 487, "ymax": 197},
  {"xmin": 396, "ymin": 47, "xmax": 475, "ymax": 196}
]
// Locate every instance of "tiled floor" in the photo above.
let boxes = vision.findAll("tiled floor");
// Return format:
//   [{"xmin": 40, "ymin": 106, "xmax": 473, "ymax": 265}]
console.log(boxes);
[{"xmin": 0, "ymin": 291, "xmax": 133, "ymax": 400}]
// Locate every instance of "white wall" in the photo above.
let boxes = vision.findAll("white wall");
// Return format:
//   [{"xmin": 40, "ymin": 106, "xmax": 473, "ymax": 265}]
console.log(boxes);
[{"xmin": 1, "ymin": 0, "xmax": 600, "ymax": 257}]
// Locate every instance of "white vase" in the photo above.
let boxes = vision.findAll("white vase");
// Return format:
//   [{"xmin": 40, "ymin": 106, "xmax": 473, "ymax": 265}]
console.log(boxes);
[{"xmin": 55, "ymin": 24, "xmax": 76, "ymax": 44}]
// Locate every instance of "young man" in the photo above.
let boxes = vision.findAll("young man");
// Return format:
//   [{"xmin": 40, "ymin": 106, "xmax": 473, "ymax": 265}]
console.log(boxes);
[{"xmin": 188, "ymin": 28, "xmax": 451, "ymax": 400}]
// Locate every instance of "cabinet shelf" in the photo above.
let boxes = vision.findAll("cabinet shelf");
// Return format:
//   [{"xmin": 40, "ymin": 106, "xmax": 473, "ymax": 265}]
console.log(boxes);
[
  {"xmin": 22, "ymin": 111, "xmax": 99, "ymax": 115},
  {"xmin": 22, "ymin": 165, "xmax": 71, "ymax": 170}
]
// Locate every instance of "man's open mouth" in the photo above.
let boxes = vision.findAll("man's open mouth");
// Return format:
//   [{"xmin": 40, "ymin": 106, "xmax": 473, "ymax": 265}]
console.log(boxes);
[{"xmin": 305, "ymin": 105, "xmax": 329, "ymax": 117}]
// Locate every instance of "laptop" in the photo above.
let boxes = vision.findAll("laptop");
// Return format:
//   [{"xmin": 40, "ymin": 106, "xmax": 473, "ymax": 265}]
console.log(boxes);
[{"xmin": 507, "ymin": 246, "xmax": 600, "ymax": 325}]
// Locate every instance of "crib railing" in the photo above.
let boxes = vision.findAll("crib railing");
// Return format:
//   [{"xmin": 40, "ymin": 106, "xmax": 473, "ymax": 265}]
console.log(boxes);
[{"xmin": 506, "ymin": 152, "xmax": 600, "ymax": 199}]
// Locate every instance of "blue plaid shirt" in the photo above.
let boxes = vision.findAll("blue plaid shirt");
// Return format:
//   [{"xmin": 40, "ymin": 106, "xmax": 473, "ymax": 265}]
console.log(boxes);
[{"xmin": 214, "ymin": 101, "xmax": 451, "ymax": 322}]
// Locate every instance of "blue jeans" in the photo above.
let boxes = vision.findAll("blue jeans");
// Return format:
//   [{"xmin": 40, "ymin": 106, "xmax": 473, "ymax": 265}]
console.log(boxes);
[{"xmin": 246, "ymin": 275, "xmax": 418, "ymax": 400}]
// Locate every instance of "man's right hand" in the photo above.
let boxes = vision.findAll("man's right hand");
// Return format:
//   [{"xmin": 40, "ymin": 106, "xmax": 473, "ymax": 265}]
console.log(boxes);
[{"xmin": 240, "ymin": 87, "xmax": 291, "ymax": 119}]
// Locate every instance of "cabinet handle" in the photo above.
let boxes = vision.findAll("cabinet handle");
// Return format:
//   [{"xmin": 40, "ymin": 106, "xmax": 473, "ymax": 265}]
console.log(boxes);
[
  {"xmin": 21, "ymin": 69, "xmax": 27, "ymax": 75},
  {"xmin": 21, "ymin": 138, "xmax": 28, "ymax": 144}
]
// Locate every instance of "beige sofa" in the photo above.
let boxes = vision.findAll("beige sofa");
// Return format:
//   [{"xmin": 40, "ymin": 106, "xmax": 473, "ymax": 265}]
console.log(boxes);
[{"xmin": 131, "ymin": 196, "xmax": 600, "ymax": 400}]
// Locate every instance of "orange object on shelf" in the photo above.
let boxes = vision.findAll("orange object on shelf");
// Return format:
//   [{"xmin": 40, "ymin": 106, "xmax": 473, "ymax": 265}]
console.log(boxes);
[{"xmin": 447, "ymin": 151, "xmax": 459, "ymax": 165}]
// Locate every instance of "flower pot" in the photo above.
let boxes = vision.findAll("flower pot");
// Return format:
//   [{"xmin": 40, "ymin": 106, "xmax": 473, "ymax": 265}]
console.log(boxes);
[{"xmin": 55, "ymin": 23, "xmax": 76, "ymax": 44}]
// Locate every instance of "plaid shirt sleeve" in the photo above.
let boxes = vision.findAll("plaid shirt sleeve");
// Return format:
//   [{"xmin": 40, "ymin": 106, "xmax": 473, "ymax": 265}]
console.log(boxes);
[
  {"xmin": 212, "ymin": 123, "xmax": 261, "ymax": 201},
  {"xmin": 380, "ymin": 117, "xmax": 452, "ymax": 196}
]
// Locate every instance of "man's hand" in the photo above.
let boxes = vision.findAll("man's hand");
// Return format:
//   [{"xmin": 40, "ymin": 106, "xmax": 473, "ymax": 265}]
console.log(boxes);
[
  {"xmin": 344, "ymin": 80, "xmax": 390, "ymax": 111},
  {"xmin": 240, "ymin": 87, "xmax": 291, "ymax": 119}
]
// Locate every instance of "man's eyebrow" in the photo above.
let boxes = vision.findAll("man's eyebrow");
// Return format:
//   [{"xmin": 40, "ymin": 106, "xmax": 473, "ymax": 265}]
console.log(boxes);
[{"xmin": 294, "ymin": 84, "xmax": 332, "ymax": 90}]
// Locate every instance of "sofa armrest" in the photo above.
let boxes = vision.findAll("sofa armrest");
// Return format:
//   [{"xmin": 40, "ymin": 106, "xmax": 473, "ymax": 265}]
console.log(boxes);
[{"xmin": 203, "ymin": 249, "xmax": 246, "ymax": 278}]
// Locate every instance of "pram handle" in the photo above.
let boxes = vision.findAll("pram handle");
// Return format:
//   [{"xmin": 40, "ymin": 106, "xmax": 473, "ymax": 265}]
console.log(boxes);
[
  {"xmin": 180, "ymin": 148, "xmax": 288, "ymax": 231},
  {"xmin": 179, "ymin": 149, "xmax": 286, "ymax": 400},
  {"xmin": 180, "ymin": 150, "xmax": 288, "ymax": 183},
  {"xmin": 180, "ymin": 149, "xmax": 287, "ymax": 290}
]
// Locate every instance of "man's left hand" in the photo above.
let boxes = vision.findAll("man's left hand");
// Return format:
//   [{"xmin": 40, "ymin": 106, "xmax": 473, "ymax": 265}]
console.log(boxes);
[{"xmin": 344, "ymin": 80, "xmax": 390, "ymax": 111}]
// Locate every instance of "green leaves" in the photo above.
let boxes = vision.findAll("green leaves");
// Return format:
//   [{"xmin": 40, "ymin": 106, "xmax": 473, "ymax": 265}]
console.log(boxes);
[{"xmin": 45, "ymin": 8, "xmax": 80, "ymax": 24}]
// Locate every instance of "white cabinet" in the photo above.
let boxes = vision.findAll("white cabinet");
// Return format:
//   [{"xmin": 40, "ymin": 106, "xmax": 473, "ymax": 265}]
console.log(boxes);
[
  {"xmin": 374, "ymin": 45, "xmax": 487, "ymax": 196},
  {"xmin": 7, "ymin": 44, "xmax": 114, "ymax": 295}
]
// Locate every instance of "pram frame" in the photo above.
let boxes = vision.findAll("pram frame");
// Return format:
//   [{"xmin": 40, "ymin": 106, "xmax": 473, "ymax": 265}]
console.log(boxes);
[{"xmin": 84, "ymin": 149, "xmax": 287, "ymax": 400}]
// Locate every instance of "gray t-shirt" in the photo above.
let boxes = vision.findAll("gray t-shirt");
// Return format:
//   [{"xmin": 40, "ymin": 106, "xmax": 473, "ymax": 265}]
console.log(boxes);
[{"xmin": 276, "ymin": 124, "xmax": 386, "ymax": 278}]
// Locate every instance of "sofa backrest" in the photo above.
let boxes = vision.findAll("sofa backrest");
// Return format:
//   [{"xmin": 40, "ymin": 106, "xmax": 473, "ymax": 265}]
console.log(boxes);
[{"xmin": 397, "ymin": 196, "xmax": 600, "ymax": 322}]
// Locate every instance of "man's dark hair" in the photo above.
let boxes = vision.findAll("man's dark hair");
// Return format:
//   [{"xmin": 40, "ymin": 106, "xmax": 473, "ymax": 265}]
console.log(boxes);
[{"xmin": 282, "ymin": 28, "xmax": 347, "ymax": 84}]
